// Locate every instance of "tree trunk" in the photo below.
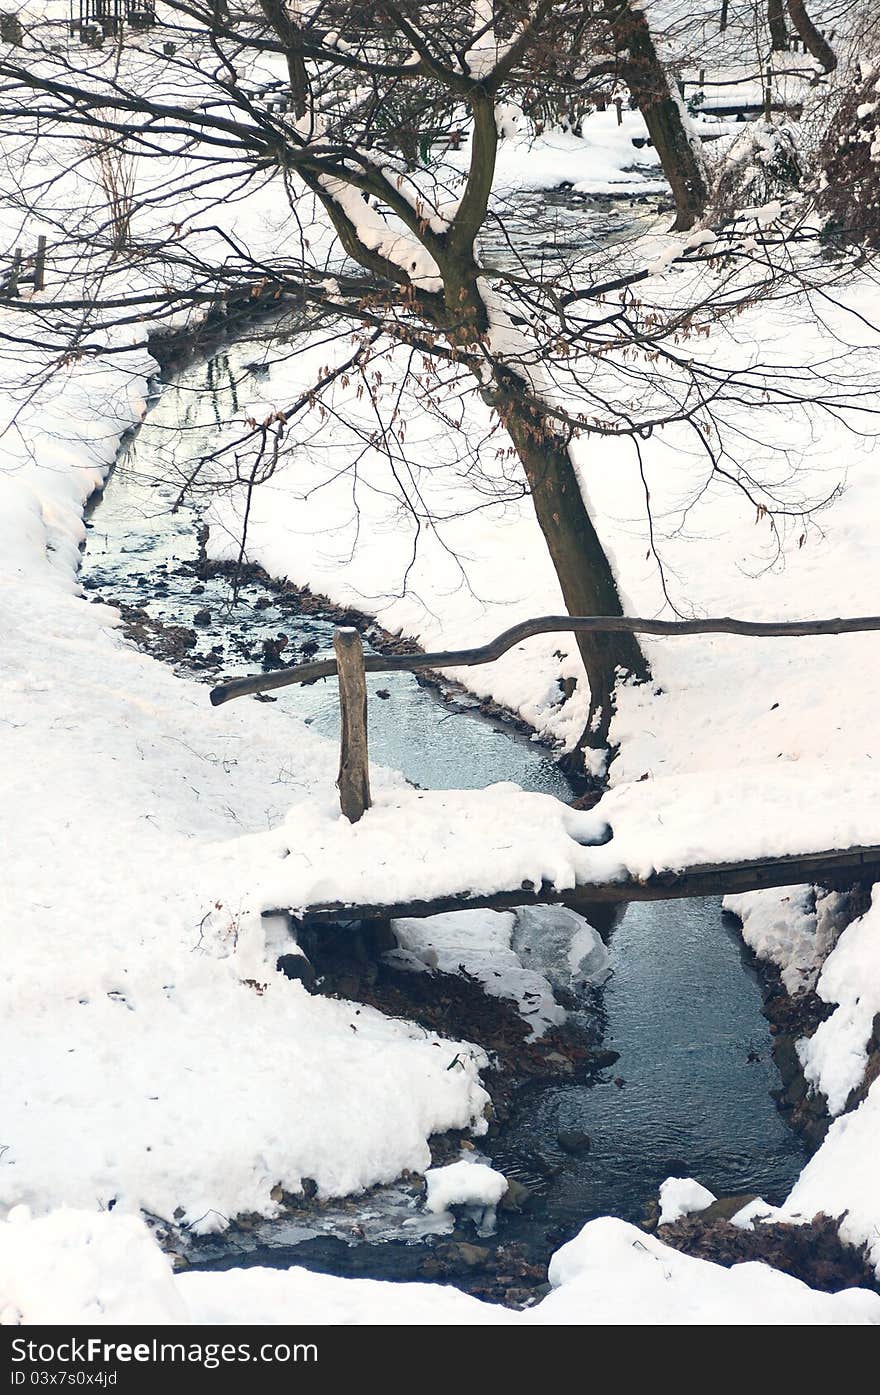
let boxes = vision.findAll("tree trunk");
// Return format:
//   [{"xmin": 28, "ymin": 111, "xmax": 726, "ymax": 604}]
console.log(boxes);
[
  {"xmin": 608, "ymin": 1, "xmax": 709, "ymax": 231},
  {"xmin": 491, "ymin": 374, "xmax": 649, "ymax": 754},
  {"xmin": 787, "ymin": 0, "xmax": 836, "ymax": 71},
  {"xmin": 767, "ymin": 0, "xmax": 789, "ymax": 50}
]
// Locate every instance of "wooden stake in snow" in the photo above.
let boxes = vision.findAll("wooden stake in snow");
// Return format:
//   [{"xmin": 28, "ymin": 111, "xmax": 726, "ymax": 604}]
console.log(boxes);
[{"xmin": 333, "ymin": 627, "xmax": 371, "ymax": 823}]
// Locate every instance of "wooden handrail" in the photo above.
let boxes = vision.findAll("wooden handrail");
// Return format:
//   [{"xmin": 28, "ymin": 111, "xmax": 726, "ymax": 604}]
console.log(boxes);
[{"xmin": 209, "ymin": 612, "xmax": 880, "ymax": 708}]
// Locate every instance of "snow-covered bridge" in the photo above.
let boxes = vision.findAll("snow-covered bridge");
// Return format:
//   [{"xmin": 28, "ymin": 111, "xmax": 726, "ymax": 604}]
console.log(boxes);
[
  {"xmin": 211, "ymin": 618, "xmax": 880, "ymax": 927},
  {"xmin": 250, "ymin": 772, "xmax": 880, "ymax": 929}
]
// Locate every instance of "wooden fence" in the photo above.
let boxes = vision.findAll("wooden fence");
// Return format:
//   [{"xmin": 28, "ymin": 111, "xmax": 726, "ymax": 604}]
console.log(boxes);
[
  {"xmin": 210, "ymin": 613, "xmax": 880, "ymax": 823},
  {"xmin": 0, "ymin": 237, "xmax": 46, "ymax": 299}
]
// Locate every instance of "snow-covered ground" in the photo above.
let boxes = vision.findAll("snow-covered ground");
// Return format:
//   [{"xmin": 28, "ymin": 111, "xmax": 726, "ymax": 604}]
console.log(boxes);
[
  {"xmin": 3, "ymin": 38, "xmax": 880, "ymax": 1318},
  {"xmin": 2, "ymin": 1207, "xmax": 878, "ymax": 1326},
  {"xmin": 185, "ymin": 188, "xmax": 880, "ymax": 1283},
  {"xmin": 0, "ymin": 356, "xmax": 495, "ymax": 1229}
]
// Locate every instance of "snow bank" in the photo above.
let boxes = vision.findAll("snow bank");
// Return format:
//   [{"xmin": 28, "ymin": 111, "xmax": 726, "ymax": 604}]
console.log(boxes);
[
  {"xmin": 797, "ymin": 898, "xmax": 880, "ymax": 1116},
  {"xmin": 513, "ymin": 905, "xmax": 611, "ymax": 990},
  {"xmin": 485, "ymin": 118, "xmax": 665, "ymax": 197},
  {"xmin": 391, "ymin": 908, "xmax": 566, "ymax": 1034},
  {"xmin": 723, "ymin": 886, "xmax": 847, "ymax": 992},
  {"xmin": 4, "ymin": 1209, "xmax": 878, "ymax": 1326},
  {"xmin": 539, "ymin": 1217, "xmax": 879, "ymax": 1326},
  {"xmin": 769, "ymin": 895, "xmax": 880, "ymax": 1273},
  {"xmin": 784, "ymin": 1081, "xmax": 880, "ymax": 1273},
  {"xmin": 0, "ymin": 1208, "xmax": 185, "ymax": 1326}
]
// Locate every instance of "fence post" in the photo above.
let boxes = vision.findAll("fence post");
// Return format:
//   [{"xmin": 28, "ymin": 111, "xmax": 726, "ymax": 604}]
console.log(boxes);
[
  {"xmin": 9, "ymin": 247, "xmax": 22, "ymax": 296},
  {"xmin": 333, "ymin": 627, "xmax": 371, "ymax": 823},
  {"xmin": 32, "ymin": 235, "xmax": 46, "ymax": 292}
]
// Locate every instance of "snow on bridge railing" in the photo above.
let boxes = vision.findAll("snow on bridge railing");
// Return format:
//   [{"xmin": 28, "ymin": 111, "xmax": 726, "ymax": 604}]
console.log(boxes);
[{"xmin": 209, "ymin": 613, "xmax": 880, "ymax": 823}]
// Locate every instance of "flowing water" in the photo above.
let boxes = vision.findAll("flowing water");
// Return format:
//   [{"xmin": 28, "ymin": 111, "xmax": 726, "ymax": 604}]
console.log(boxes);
[
  {"xmin": 79, "ymin": 191, "xmax": 807, "ymax": 1282},
  {"xmin": 496, "ymin": 897, "xmax": 806, "ymax": 1226}
]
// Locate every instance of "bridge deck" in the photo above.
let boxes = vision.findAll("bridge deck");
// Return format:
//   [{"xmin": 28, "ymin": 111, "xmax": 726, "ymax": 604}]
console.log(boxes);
[
  {"xmin": 290, "ymin": 844, "xmax": 880, "ymax": 926},
  {"xmin": 252, "ymin": 769, "xmax": 880, "ymax": 930}
]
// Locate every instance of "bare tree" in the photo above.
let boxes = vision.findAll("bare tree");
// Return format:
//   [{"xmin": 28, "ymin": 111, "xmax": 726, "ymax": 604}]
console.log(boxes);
[{"xmin": 0, "ymin": 2, "xmax": 875, "ymax": 769}]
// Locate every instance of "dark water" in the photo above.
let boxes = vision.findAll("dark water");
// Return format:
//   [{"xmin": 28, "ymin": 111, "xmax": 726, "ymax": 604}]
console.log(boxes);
[
  {"xmin": 495, "ymin": 898, "xmax": 806, "ymax": 1229},
  {"xmin": 478, "ymin": 188, "xmax": 660, "ymax": 276}
]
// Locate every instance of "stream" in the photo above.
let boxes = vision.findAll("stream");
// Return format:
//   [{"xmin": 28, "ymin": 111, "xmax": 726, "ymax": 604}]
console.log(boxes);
[{"xmin": 79, "ymin": 191, "xmax": 808, "ymax": 1296}]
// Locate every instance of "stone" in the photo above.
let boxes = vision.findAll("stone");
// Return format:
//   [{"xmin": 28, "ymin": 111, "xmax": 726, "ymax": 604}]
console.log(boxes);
[
  {"xmin": 556, "ymin": 1129, "xmax": 591, "ymax": 1155},
  {"xmin": 498, "ymin": 1177, "xmax": 532, "ymax": 1212},
  {"xmin": 276, "ymin": 953, "xmax": 316, "ymax": 992},
  {"xmin": 699, "ymin": 1194, "xmax": 760, "ymax": 1224},
  {"xmin": 439, "ymin": 1242, "xmax": 490, "ymax": 1271}
]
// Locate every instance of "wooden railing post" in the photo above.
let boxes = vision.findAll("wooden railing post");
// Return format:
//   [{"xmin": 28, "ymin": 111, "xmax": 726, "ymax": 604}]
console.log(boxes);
[
  {"xmin": 32, "ymin": 235, "xmax": 46, "ymax": 293},
  {"xmin": 333, "ymin": 627, "xmax": 371, "ymax": 823}
]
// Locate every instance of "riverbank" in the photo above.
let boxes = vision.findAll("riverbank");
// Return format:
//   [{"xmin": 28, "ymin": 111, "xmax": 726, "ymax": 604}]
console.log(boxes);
[{"xmin": 3, "ymin": 123, "xmax": 880, "ymax": 1320}]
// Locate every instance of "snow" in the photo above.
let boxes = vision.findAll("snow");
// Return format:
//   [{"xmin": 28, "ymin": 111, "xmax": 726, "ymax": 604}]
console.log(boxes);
[
  {"xmin": 4, "ymin": 18, "xmax": 880, "ymax": 1315},
  {"xmin": 796, "ymin": 898, "xmax": 880, "ymax": 1116},
  {"xmin": 239, "ymin": 766, "xmax": 880, "ymax": 921},
  {"xmin": 730, "ymin": 1197, "xmax": 810, "ymax": 1231},
  {"xmin": 423, "ymin": 1159, "xmax": 508, "ymax": 1215},
  {"xmin": 724, "ymin": 883, "xmax": 880, "ymax": 1269},
  {"xmin": 247, "ymin": 784, "xmax": 612, "ymax": 914},
  {"xmin": 0, "ymin": 359, "xmax": 492, "ymax": 1230},
  {"xmin": 784, "ymin": 1082, "xmax": 880, "ymax": 1273},
  {"xmin": 474, "ymin": 117, "xmax": 666, "ymax": 197},
  {"xmin": 723, "ymin": 886, "xmax": 847, "ymax": 993},
  {"xmin": 539, "ymin": 1217, "xmax": 880, "ymax": 1325},
  {"xmin": 464, "ymin": 0, "xmax": 515, "ymax": 79},
  {"xmin": 725, "ymin": 886, "xmax": 880, "ymax": 1269},
  {"xmin": 657, "ymin": 1177, "xmax": 716, "ymax": 1225},
  {"xmin": 0, "ymin": 1208, "xmax": 187, "ymax": 1327},
  {"xmin": 4, "ymin": 1208, "xmax": 878, "ymax": 1326}
]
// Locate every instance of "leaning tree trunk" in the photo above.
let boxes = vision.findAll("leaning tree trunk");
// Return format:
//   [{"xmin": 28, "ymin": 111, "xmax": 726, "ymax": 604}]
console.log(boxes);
[
  {"xmin": 440, "ymin": 89, "xmax": 650, "ymax": 768},
  {"xmin": 608, "ymin": 0, "xmax": 709, "ymax": 231},
  {"xmin": 768, "ymin": 0, "xmax": 789, "ymax": 50},
  {"xmin": 787, "ymin": 0, "xmax": 836, "ymax": 71},
  {"xmin": 490, "ymin": 374, "xmax": 649, "ymax": 755}
]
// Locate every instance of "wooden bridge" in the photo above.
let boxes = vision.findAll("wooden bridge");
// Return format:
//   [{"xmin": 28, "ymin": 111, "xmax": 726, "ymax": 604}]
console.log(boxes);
[
  {"xmin": 290, "ymin": 845, "xmax": 880, "ymax": 929},
  {"xmin": 211, "ymin": 613, "xmax": 880, "ymax": 924}
]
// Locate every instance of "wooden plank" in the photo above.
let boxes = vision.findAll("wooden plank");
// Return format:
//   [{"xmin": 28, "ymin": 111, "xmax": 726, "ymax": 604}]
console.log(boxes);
[
  {"xmin": 333, "ymin": 627, "xmax": 371, "ymax": 823},
  {"xmin": 285, "ymin": 845, "xmax": 880, "ymax": 926}
]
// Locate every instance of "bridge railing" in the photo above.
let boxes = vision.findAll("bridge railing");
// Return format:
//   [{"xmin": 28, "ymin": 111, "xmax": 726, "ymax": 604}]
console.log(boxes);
[
  {"xmin": 209, "ymin": 613, "xmax": 880, "ymax": 822},
  {"xmin": 0, "ymin": 236, "xmax": 46, "ymax": 300}
]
